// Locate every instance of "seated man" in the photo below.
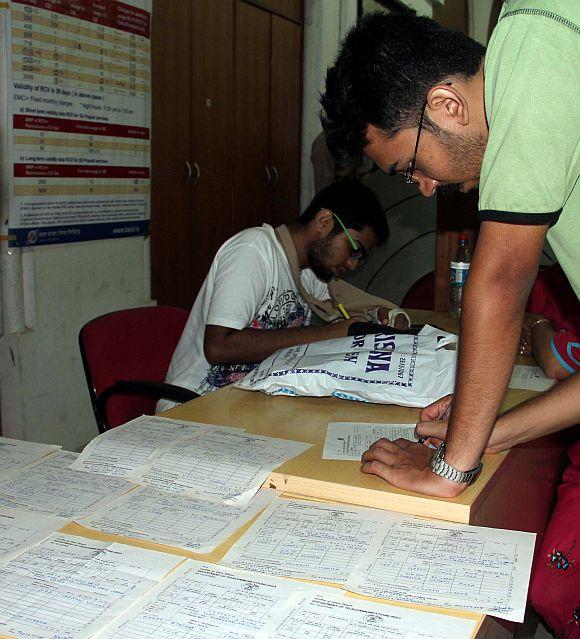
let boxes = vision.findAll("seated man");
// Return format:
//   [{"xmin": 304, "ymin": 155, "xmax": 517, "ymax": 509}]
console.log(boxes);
[{"xmin": 157, "ymin": 180, "xmax": 406, "ymax": 409}]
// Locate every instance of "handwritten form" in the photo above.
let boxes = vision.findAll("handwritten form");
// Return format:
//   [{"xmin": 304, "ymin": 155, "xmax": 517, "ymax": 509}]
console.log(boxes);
[
  {"xmin": 257, "ymin": 591, "xmax": 478, "ymax": 639},
  {"xmin": 0, "ymin": 451, "xmax": 133, "ymax": 518},
  {"xmin": 138, "ymin": 431, "xmax": 311, "ymax": 505},
  {"xmin": 323, "ymin": 422, "xmax": 418, "ymax": 460},
  {"xmin": 72, "ymin": 416, "xmax": 310, "ymax": 505},
  {"xmin": 98, "ymin": 559, "xmax": 316, "ymax": 639},
  {"xmin": 71, "ymin": 415, "xmax": 218, "ymax": 477},
  {"xmin": 346, "ymin": 513, "xmax": 535, "ymax": 622},
  {"xmin": 0, "ymin": 436, "xmax": 60, "ymax": 476},
  {"xmin": 0, "ymin": 533, "xmax": 183, "ymax": 639},
  {"xmin": 221, "ymin": 497, "xmax": 387, "ymax": 584},
  {"xmin": 509, "ymin": 365, "xmax": 555, "ymax": 391},
  {"xmin": 0, "ymin": 508, "xmax": 68, "ymax": 564},
  {"xmin": 0, "ymin": 451, "xmax": 134, "ymax": 519},
  {"xmin": 81, "ymin": 488, "xmax": 277, "ymax": 554}
]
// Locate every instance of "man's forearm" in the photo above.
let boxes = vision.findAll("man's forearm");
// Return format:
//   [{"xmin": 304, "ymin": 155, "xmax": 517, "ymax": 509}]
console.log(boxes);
[
  {"xmin": 488, "ymin": 372, "xmax": 580, "ymax": 452},
  {"xmin": 204, "ymin": 321, "xmax": 353, "ymax": 365},
  {"xmin": 444, "ymin": 223, "xmax": 546, "ymax": 471}
]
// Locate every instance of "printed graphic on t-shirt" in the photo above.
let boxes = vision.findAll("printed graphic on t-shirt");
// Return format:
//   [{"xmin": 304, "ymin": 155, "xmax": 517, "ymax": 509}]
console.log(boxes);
[{"xmin": 202, "ymin": 288, "xmax": 308, "ymax": 392}]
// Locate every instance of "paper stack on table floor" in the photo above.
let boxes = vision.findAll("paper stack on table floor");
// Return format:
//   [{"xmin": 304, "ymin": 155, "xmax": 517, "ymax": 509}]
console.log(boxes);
[
  {"xmin": 72, "ymin": 415, "xmax": 312, "ymax": 505},
  {"xmin": 220, "ymin": 496, "xmax": 535, "ymax": 622}
]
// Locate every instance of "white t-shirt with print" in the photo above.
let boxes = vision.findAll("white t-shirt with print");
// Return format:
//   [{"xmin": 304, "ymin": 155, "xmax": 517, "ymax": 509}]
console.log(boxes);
[{"xmin": 157, "ymin": 224, "xmax": 329, "ymax": 410}]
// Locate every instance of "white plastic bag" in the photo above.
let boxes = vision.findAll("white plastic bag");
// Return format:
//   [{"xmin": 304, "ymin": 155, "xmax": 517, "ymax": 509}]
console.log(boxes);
[{"xmin": 235, "ymin": 326, "xmax": 457, "ymax": 407}]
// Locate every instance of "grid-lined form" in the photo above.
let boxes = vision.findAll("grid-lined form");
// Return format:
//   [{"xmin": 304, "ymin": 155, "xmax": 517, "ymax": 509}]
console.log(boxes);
[
  {"xmin": 0, "ymin": 451, "xmax": 133, "ymax": 519},
  {"xmin": 0, "ymin": 508, "xmax": 67, "ymax": 563},
  {"xmin": 81, "ymin": 487, "xmax": 275, "ymax": 553},
  {"xmin": 346, "ymin": 516, "xmax": 536, "ymax": 621},
  {"xmin": 261, "ymin": 593, "xmax": 477, "ymax": 639},
  {"xmin": 221, "ymin": 498, "xmax": 386, "ymax": 584},
  {"xmin": 100, "ymin": 561, "xmax": 310, "ymax": 639},
  {"xmin": 0, "ymin": 533, "xmax": 182, "ymax": 639},
  {"xmin": 71, "ymin": 416, "xmax": 210, "ymax": 478},
  {"xmin": 140, "ymin": 431, "xmax": 310, "ymax": 504},
  {"xmin": 0, "ymin": 437, "xmax": 59, "ymax": 476}
]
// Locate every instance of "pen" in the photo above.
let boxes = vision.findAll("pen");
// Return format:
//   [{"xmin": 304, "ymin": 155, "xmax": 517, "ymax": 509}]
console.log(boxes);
[{"xmin": 337, "ymin": 303, "xmax": 350, "ymax": 320}]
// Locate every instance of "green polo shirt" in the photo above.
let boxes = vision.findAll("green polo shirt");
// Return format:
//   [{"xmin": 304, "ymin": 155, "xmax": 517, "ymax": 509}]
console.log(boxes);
[{"xmin": 479, "ymin": 0, "xmax": 580, "ymax": 298}]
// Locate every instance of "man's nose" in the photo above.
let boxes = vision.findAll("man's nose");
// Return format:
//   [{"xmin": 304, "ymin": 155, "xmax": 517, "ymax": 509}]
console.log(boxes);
[{"xmin": 415, "ymin": 175, "xmax": 439, "ymax": 197}]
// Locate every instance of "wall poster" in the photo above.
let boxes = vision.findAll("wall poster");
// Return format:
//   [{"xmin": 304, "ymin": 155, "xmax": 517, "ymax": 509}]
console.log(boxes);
[{"xmin": 3, "ymin": 0, "xmax": 151, "ymax": 246}]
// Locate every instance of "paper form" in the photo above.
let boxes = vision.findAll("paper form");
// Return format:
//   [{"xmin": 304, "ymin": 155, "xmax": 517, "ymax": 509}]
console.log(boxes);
[
  {"xmin": 257, "ymin": 591, "xmax": 478, "ymax": 639},
  {"xmin": 71, "ymin": 415, "xmax": 223, "ymax": 478},
  {"xmin": 0, "ymin": 436, "xmax": 60, "ymax": 477},
  {"xmin": 0, "ymin": 533, "xmax": 183, "ymax": 639},
  {"xmin": 323, "ymin": 421, "xmax": 418, "ymax": 460},
  {"xmin": 346, "ymin": 513, "xmax": 536, "ymax": 622},
  {"xmin": 0, "ymin": 508, "xmax": 68, "ymax": 564},
  {"xmin": 509, "ymin": 365, "xmax": 555, "ymax": 391},
  {"xmin": 81, "ymin": 487, "xmax": 277, "ymax": 554},
  {"xmin": 220, "ymin": 497, "xmax": 387, "ymax": 584},
  {"xmin": 98, "ymin": 559, "xmax": 317, "ymax": 639},
  {"xmin": 0, "ymin": 451, "xmax": 134, "ymax": 518},
  {"xmin": 138, "ymin": 431, "xmax": 311, "ymax": 505}
]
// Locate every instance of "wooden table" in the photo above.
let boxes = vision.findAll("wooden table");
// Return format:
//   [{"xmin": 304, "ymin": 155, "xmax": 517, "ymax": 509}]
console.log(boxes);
[{"xmin": 155, "ymin": 312, "xmax": 567, "ymax": 638}]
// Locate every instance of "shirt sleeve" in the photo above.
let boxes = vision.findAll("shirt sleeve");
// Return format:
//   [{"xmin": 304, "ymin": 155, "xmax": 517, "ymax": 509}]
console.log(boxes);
[
  {"xmin": 479, "ymin": 10, "xmax": 580, "ymax": 224},
  {"xmin": 205, "ymin": 235, "xmax": 272, "ymax": 331}
]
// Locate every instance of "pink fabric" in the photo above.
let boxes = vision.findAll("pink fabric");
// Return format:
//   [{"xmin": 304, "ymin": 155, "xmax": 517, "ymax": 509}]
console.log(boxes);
[{"xmin": 530, "ymin": 435, "xmax": 580, "ymax": 637}]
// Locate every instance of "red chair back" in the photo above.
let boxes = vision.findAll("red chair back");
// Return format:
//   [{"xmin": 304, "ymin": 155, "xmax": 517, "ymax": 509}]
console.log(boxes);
[{"xmin": 79, "ymin": 306, "xmax": 188, "ymax": 430}]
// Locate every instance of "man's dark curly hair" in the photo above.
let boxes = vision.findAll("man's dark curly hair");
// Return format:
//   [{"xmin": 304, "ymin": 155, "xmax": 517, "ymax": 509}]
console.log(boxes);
[
  {"xmin": 297, "ymin": 179, "xmax": 389, "ymax": 245},
  {"xmin": 320, "ymin": 12, "xmax": 485, "ymax": 165}
]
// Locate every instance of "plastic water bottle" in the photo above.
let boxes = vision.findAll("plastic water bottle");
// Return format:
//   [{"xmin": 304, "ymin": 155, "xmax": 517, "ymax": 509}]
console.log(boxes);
[{"xmin": 449, "ymin": 232, "xmax": 471, "ymax": 319}]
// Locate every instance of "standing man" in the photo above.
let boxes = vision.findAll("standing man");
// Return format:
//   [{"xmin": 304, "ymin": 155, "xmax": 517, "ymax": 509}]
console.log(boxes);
[{"xmin": 320, "ymin": 7, "xmax": 579, "ymax": 634}]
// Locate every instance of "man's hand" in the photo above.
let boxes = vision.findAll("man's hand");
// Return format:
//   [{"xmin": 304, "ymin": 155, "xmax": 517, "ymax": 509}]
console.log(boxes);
[
  {"xmin": 360, "ymin": 438, "xmax": 466, "ymax": 497},
  {"xmin": 376, "ymin": 307, "xmax": 410, "ymax": 329},
  {"xmin": 419, "ymin": 394, "xmax": 453, "ymax": 422},
  {"xmin": 323, "ymin": 317, "xmax": 364, "ymax": 339}
]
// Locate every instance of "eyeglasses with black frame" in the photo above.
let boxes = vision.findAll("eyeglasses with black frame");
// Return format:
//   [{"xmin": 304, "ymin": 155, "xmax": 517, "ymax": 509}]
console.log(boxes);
[{"xmin": 404, "ymin": 100, "xmax": 427, "ymax": 185}]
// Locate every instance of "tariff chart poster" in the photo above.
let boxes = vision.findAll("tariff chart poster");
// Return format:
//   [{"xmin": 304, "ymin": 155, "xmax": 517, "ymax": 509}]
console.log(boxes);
[{"xmin": 4, "ymin": 0, "xmax": 151, "ymax": 246}]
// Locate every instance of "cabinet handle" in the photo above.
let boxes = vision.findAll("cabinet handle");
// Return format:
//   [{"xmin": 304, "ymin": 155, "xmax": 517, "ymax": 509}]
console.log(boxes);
[
  {"xmin": 263, "ymin": 166, "xmax": 271, "ymax": 188},
  {"xmin": 271, "ymin": 165, "xmax": 279, "ymax": 188},
  {"xmin": 184, "ymin": 161, "xmax": 192, "ymax": 184},
  {"xmin": 192, "ymin": 161, "xmax": 201, "ymax": 187}
]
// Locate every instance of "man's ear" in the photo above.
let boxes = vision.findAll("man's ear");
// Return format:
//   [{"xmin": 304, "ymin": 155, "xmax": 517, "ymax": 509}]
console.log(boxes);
[
  {"xmin": 426, "ymin": 84, "xmax": 469, "ymax": 127},
  {"xmin": 313, "ymin": 208, "xmax": 335, "ymax": 237}
]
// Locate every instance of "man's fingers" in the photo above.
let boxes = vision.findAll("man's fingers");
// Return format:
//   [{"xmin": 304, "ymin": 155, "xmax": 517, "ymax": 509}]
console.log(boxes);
[
  {"xmin": 419, "ymin": 394, "xmax": 453, "ymax": 422},
  {"xmin": 415, "ymin": 421, "xmax": 448, "ymax": 441}
]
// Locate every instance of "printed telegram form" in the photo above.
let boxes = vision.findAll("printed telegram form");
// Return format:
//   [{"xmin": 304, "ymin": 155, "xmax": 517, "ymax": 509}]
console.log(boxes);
[
  {"xmin": 0, "ymin": 508, "xmax": 68, "ymax": 564},
  {"xmin": 98, "ymin": 559, "xmax": 318, "ymax": 639},
  {"xmin": 71, "ymin": 415, "xmax": 218, "ymax": 477},
  {"xmin": 138, "ymin": 430, "xmax": 311, "ymax": 505},
  {"xmin": 257, "ymin": 592, "xmax": 478, "ymax": 639},
  {"xmin": 323, "ymin": 421, "xmax": 418, "ymax": 460},
  {"xmin": 346, "ymin": 513, "xmax": 535, "ymax": 622},
  {"xmin": 221, "ymin": 497, "xmax": 388, "ymax": 584},
  {"xmin": 81, "ymin": 487, "xmax": 277, "ymax": 554},
  {"xmin": 0, "ymin": 436, "xmax": 60, "ymax": 476},
  {"xmin": 0, "ymin": 450, "xmax": 134, "ymax": 518},
  {"xmin": 0, "ymin": 533, "xmax": 183, "ymax": 639}
]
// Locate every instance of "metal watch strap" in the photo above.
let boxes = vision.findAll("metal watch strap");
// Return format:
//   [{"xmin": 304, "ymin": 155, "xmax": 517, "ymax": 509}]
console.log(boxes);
[{"xmin": 430, "ymin": 442, "xmax": 483, "ymax": 485}]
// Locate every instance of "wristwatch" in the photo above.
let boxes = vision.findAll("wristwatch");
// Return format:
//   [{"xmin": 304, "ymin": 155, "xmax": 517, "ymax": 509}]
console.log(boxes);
[{"xmin": 430, "ymin": 442, "xmax": 483, "ymax": 485}]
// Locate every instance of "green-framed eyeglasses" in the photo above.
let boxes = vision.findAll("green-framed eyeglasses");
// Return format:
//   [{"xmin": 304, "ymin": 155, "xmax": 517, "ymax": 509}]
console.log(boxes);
[{"xmin": 332, "ymin": 213, "xmax": 368, "ymax": 262}]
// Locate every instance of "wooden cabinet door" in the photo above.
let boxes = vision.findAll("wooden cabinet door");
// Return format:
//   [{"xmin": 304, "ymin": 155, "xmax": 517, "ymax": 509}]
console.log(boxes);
[
  {"xmin": 234, "ymin": 1, "xmax": 271, "ymax": 232},
  {"xmin": 190, "ymin": 0, "xmax": 235, "ymax": 299},
  {"xmin": 150, "ymin": 0, "xmax": 193, "ymax": 309},
  {"xmin": 270, "ymin": 14, "xmax": 302, "ymax": 226}
]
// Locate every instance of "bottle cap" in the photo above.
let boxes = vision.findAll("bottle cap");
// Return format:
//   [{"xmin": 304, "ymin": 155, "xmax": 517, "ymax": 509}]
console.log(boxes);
[{"xmin": 458, "ymin": 232, "xmax": 469, "ymax": 242}]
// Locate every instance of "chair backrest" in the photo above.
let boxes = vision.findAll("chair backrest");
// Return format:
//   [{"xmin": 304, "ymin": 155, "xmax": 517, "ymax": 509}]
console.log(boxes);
[
  {"xmin": 401, "ymin": 271, "xmax": 435, "ymax": 310},
  {"xmin": 79, "ymin": 306, "xmax": 188, "ymax": 430}
]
